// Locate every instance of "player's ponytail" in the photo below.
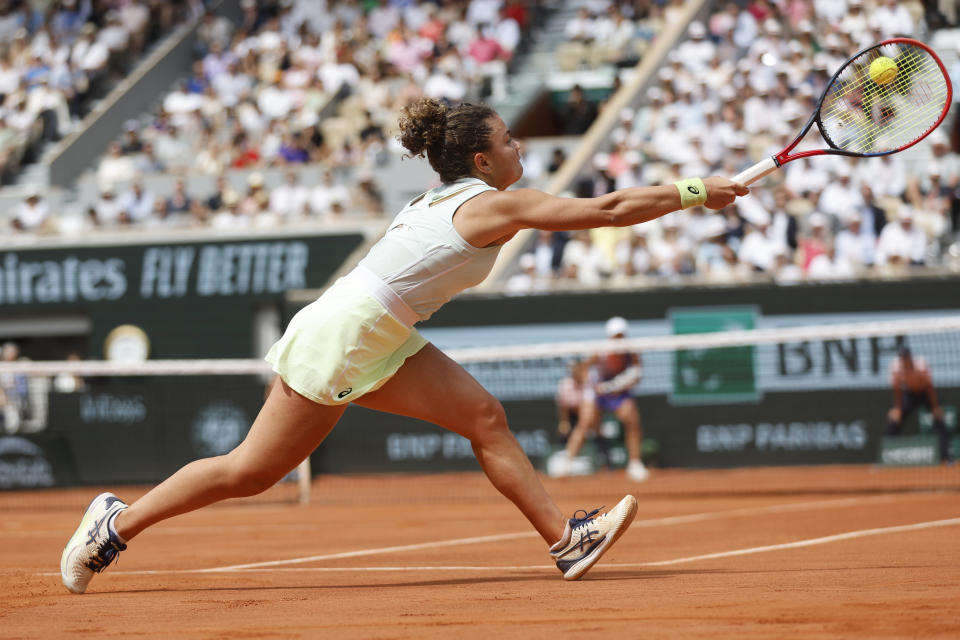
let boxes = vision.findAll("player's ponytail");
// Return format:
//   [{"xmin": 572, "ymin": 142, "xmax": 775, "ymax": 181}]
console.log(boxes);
[{"xmin": 398, "ymin": 98, "xmax": 497, "ymax": 183}]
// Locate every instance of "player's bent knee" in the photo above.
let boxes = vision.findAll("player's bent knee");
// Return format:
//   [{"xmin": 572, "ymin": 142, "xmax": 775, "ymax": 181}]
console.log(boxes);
[{"xmin": 468, "ymin": 395, "xmax": 509, "ymax": 442}]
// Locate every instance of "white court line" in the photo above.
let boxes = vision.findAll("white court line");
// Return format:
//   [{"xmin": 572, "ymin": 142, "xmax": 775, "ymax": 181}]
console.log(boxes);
[
  {"xmin": 185, "ymin": 493, "xmax": 919, "ymax": 572},
  {"xmin": 30, "ymin": 493, "xmax": 948, "ymax": 577},
  {"xmin": 37, "ymin": 516, "xmax": 960, "ymax": 577},
  {"xmin": 622, "ymin": 516, "xmax": 960, "ymax": 568}
]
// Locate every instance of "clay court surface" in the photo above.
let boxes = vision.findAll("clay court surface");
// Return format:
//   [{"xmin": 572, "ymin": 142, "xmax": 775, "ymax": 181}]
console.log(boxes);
[{"xmin": 2, "ymin": 466, "xmax": 959, "ymax": 639}]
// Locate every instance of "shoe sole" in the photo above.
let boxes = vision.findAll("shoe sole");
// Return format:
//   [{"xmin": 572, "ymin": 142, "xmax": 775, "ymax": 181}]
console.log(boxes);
[
  {"xmin": 562, "ymin": 494, "xmax": 638, "ymax": 581},
  {"xmin": 60, "ymin": 492, "xmax": 114, "ymax": 594}
]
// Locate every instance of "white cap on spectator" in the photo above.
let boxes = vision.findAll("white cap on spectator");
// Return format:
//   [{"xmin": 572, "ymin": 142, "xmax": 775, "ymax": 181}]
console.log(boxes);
[
  {"xmin": 798, "ymin": 20, "xmax": 814, "ymax": 33},
  {"xmin": 703, "ymin": 216, "xmax": 727, "ymax": 238},
  {"xmin": 662, "ymin": 215, "xmax": 681, "ymax": 229},
  {"xmin": 748, "ymin": 208, "xmax": 771, "ymax": 226},
  {"xmin": 605, "ymin": 316, "xmax": 629, "ymax": 338},
  {"xmin": 519, "ymin": 253, "xmax": 536, "ymax": 270},
  {"xmin": 897, "ymin": 206, "xmax": 914, "ymax": 221},
  {"xmin": 624, "ymin": 150, "xmax": 642, "ymax": 165},
  {"xmin": 593, "ymin": 153, "xmax": 610, "ymax": 170},
  {"xmin": 632, "ymin": 225, "xmax": 648, "ymax": 236},
  {"xmin": 835, "ymin": 163, "xmax": 851, "ymax": 178},
  {"xmin": 248, "ymin": 172, "xmax": 264, "ymax": 187},
  {"xmin": 842, "ymin": 209, "xmax": 860, "ymax": 224},
  {"xmin": 809, "ymin": 212, "xmax": 827, "ymax": 228},
  {"xmin": 646, "ymin": 87, "xmax": 663, "ymax": 102},
  {"xmin": 930, "ymin": 130, "xmax": 949, "ymax": 146},
  {"xmin": 752, "ymin": 78, "xmax": 772, "ymax": 93},
  {"xmin": 739, "ymin": 199, "xmax": 769, "ymax": 226},
  {"xmin": 782, "ymin": 103, "xmax": 805, "ymax": 121},
  {"xmin": 729, "ymin": 133, "xmax": 748, "ymax": 149},
  {"xmin": 689, "ymin": 21, "xmax": 706, "ymax": 38},
  {"xmin": 763, "ymin": 19, "xmax": 781, "ymax": 35},
  {"xmin": 813, "ymin": 53, "xmax": 831, "ymax": 70},
  {"xmin": 619, "ymin": 107, "xmax": 635, "ymax": 122}
]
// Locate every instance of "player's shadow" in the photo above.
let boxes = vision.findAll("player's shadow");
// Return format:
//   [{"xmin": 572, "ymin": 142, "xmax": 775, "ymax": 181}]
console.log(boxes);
[{"xmin": 93, "ymin": 568, "xmax": 731, "ymax": 595}]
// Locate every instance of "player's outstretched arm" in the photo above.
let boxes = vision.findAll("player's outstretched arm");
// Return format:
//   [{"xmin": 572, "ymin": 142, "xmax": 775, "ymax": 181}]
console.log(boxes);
[{"xmin": 460, "ymin": 177, "xmax": 747, "ymax": 247}]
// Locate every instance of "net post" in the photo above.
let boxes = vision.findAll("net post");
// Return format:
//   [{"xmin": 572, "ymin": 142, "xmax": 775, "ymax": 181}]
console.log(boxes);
[{"xmin": 297, "ymin": 456, "xmax": 312, "ymax": 505}]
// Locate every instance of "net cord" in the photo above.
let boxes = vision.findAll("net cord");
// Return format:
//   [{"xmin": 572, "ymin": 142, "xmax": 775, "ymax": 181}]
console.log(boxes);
[{"xmin": 1, "ymin": 316, "xmax": 959, "ymax": 376}]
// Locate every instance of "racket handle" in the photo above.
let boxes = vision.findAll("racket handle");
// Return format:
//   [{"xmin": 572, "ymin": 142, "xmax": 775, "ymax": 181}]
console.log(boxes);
[{"xmin": 732, "ymin": 157, "xmax": 779, "ymax": 186}]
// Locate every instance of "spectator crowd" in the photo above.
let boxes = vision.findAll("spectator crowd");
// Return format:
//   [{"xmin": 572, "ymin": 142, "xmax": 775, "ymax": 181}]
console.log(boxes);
[
  {"xmin": 507, "ymin": 0, "xmax": 960, "ymax": 293},
  {"xmin": 0, "ymin": 0, "xmax": 203, "ymax": 184},
  {"xmin": 5, "ymin": 0, "xmax": 549, "ymax": 234},
  {"xmin": 3, "ymin": 0, "xmax": 960, "ymax": 289}
]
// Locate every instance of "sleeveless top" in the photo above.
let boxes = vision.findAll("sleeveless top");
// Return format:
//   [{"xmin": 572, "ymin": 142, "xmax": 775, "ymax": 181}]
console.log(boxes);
[{"xmin": 358, "ymin": 177, "xmax": 501, "ymax": 323}]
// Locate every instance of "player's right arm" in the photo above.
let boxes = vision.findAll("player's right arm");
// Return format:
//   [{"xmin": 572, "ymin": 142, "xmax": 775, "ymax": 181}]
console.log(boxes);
[{"xmin": 457, "ymin": 178, "xmax": 747, "ymax": 248}]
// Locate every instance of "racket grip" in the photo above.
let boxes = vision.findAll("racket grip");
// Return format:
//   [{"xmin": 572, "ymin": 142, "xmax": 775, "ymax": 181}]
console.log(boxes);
[{"xmin": 732, "ymin": 157, "xmax": 779, "ymax": 186}]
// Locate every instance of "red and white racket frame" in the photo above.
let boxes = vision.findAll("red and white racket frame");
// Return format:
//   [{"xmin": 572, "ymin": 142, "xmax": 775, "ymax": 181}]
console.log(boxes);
[{"xmin": 732, "ymin": 38, "xmax": 953, "ymax": 186}]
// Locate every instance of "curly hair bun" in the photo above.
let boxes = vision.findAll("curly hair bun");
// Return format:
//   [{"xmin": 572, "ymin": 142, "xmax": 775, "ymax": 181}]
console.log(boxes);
[{"xmin": 398, "ymin": 97, "xmax": 449, "ymax": 158}]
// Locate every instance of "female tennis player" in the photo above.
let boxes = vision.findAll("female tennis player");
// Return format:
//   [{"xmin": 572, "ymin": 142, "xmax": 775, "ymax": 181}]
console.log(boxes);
[{"xmin": 61, "ymin": 99, "xmax": 748, "ymax": 591}]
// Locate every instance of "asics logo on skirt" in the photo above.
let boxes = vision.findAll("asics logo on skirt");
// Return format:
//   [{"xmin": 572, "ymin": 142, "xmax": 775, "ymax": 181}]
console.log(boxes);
[{"xmin": 337, "ymin": 388, "xmax": 352, "ymax": 399}]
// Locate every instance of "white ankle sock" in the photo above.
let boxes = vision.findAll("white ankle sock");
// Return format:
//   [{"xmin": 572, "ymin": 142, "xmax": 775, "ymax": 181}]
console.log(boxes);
[{"xmin": 108, "ymin": 511, "xmax": 127, "ymax": 545}]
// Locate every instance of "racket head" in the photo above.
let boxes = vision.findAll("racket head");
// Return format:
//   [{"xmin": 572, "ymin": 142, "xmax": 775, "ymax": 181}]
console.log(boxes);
[
  {"xmin": 816, "ymin": 39, "xmax": 952, "ymax": 156},
  {"xmin": 779, "ymin": 38, "xmax": 952, "ymax": 165}
]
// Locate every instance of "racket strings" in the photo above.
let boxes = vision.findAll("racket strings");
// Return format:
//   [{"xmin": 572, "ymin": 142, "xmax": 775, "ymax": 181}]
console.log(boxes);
[
  {"xmin": 824, "ymin": 52, "xmax": 942, "ymax": 150},
  {"xmin": 819, "ymin": 43, "xmax": 948, "ymax": 154}
]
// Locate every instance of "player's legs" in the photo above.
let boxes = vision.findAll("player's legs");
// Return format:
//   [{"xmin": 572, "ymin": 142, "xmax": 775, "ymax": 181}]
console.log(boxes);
[
  {"xmin": 613, "ymin": 398, "xmax": 642, "ymax": 464},
  {"xmin": 563, "ymin": 398, "xmax": 600, "ymax": 460},
  {"xmin": 921, "ymin": 395, "xmax": 953, "ymax": 463},
  {"xmin": 614, "ymin": 398, "xmax": 649, "ymax": 481},
  {"xmin": 886, "ymin": 392, "xmax": 918, "ymax": 436},
  {"xmin": 114, "ymin": 379, "xmax": 346, "ymax": 541},
  {"xmin": 355, "ymin": 343, "xmax": 566, "ymax": 545}
]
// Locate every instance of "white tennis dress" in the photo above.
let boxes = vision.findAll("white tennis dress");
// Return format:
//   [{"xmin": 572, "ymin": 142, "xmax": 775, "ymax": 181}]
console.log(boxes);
[{"xmin": 266, "ymin": 177, "xmax": 500, "ymax": 404}]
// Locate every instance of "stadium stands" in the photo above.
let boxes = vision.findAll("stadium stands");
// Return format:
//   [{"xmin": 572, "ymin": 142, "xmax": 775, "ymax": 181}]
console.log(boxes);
[
  {"xmin": 1, "ymin": 0, "xmax": 958, "ymax": 292},
  {"xmin": 28, "ymin": 0, "xmax": 545, "ymax": 236},
  {"xmin": 522, "ymin": 0, "xmax": 960, "ymax": 293},
  {"xmin": 0, "ymin": 0, "xmax": 200, "ymax": 187}
]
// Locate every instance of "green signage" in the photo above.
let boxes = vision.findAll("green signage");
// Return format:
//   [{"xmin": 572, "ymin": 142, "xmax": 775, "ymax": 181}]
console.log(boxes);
[{"xmin": 670, "ymin": 307, "xmax": 758, "ymax": 405}]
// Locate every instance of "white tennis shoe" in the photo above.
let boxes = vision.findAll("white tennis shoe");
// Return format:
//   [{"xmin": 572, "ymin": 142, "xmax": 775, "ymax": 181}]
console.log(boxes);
[
  {"xmin": 60, "ymin": 492, "xmax": 128, "ymax": 594},
  {"xmin": 626, "ymin": 460, "xmax": 650, "ymax": 482},
  {"xmin": 550, "ymin": 494, "xmax": 638, "ymax": 580}
]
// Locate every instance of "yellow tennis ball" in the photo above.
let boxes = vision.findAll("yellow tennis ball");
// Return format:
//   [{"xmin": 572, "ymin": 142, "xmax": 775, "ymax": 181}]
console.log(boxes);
[{"xmin": 869, "ymin": 56, "xmax": 898, "ymax": 85}]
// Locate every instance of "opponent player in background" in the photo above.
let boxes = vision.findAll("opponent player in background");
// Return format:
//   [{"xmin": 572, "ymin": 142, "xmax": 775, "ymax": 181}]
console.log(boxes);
[
  {"xmin": 887, "ymin": 346, "xmax": 953, "ymax": 463},
  {"xmin": 61, "ymin": 99, "xmax": 747, "ymax": 591},
  {"xmin": 553, "ymin": 316, "xmax": 649, "ymax": 482}
]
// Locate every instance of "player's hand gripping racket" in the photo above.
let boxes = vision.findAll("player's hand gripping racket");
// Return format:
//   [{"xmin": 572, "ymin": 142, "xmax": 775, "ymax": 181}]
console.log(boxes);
[{"xmin": 733, "ymin": 38, "xmax": 953, "ymax": 186}]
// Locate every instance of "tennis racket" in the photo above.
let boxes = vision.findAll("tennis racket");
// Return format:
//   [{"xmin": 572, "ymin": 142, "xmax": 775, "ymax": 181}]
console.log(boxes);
[{"xmin": 733, "ymin": 38, "xmax": 953, "ymax": 186}]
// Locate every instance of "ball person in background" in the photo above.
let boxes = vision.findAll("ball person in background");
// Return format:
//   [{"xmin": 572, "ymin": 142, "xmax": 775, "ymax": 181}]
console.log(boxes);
[
  {"xmin": 61, "ymin": 99, "xmax": 747, "ymax": 591},
  {"xmin": 554, "ymin": 317, "xmax": 649, "ymax": 482},
  {"xmin": 887, "ymin": 346, "xmax": 953, "ymax": 463}
]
